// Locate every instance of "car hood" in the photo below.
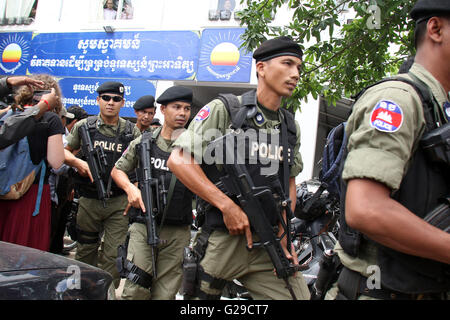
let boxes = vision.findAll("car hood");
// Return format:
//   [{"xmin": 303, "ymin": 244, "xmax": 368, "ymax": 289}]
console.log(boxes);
[
  {"xmin": 0, "ymin": 241, "xmax": 84, "ymax": 272},
  {"xmin": 0, "ymin": 242, "xmax": 113, "ymax": 300}
]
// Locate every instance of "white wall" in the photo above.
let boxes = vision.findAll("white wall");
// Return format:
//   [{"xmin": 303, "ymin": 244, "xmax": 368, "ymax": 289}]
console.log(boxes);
[
  {"xmin": 152, "ymin": 80, "xmax": 173, "ymax": 123},
  {"xmin": 295, "ymin": 96, "xmax": 319, "ymax": 184}
]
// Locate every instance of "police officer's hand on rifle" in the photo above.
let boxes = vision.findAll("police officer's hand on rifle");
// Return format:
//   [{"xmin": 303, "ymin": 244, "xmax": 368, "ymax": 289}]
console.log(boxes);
[
  {"xmin": 122, "ymin": 181, "xmax": 146, "ymax": 216},
  {"xmin": 110, "ymin": 167, "xmax": 145, "ymax": 216},
  {"xmin": 125, "ymin": 183, "xmax": 145, "ymax": 212},
  {"xmin": 221, "ymin": 198, "xmax": 253, "ymax": 248},
  {"xmin": 278, "ymin": 220, "xmax": 300, "ymax": 274},
  {"xmin": 64, "ymin": 151, "xmax": 94, "ymax": 183},
  {"xmin": 75, "ymin": 159, "xmax": 93, "ymax": 182}
]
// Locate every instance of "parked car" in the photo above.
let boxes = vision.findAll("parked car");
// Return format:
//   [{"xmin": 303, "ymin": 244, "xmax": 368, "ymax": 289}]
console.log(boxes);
[{"xmin": 0, "ymin": 241, "xmax": 115, "ymax": 300}]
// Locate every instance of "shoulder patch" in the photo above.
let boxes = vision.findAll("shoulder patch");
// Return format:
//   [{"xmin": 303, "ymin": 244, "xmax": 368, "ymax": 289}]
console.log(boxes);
[
  {"xmin": 255, "ymin": 112, "xmax": 265, "ymax": 125},
  {"xmin": 370, "ymin": 100, "xmax": 403, "ymax": 133},
  {"xmin": 195, "ymin": 105, "xmax": 210, "ymax": 121},
  {"xmin": 444, "ymin": 102, "xmax": 450, "ymax": 121}
]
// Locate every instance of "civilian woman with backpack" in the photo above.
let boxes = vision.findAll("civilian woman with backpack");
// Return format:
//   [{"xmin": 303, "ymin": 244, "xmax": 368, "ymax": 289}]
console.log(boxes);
[{"xmin": 0, "ymin": 74, "xmax": 65, "ymax": 251}]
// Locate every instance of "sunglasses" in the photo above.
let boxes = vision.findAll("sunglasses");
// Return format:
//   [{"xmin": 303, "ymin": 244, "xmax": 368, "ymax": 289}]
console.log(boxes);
[{"xmin": 100, "ymin": 95, "xmax": 123, "ymax": 102}]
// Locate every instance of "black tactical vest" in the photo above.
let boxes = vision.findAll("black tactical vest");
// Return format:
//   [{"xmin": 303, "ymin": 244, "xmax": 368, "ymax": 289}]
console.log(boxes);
[
  {"xmin": 338, "ymin": 76, "xmax": 450, "ymax": 293},
  {"xmin": 201, "ymin": 90, "xmax": 298, "ymax": 230},
  {"xmin": 75, "ymin": 116, "xmax": 135, "ymax": 199},
  {"xmin": 137, "ymin": 130, "xmax": 193, "ymax": 226}
]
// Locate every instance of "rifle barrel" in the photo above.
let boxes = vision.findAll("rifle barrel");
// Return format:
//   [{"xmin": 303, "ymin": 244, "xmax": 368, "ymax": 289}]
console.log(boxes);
[
  {"xmin": 79, "ymin": 123, "xmax": 108, "ymax": 206},
  {"xmin": 138, "ymin": 134, "xmax": 161, "ymax": 279}
]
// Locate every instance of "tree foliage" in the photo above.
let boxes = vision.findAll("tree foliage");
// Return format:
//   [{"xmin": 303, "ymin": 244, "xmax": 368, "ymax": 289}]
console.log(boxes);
[{"xmin": 238, "ymin": 0, "xmax": 417, "ymax": 110}]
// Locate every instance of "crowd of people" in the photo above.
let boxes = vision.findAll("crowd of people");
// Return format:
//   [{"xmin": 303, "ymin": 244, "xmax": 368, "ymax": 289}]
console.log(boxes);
[{"xmin": 0, "ymin": 0, "xmax": 448, "ymax": 300}]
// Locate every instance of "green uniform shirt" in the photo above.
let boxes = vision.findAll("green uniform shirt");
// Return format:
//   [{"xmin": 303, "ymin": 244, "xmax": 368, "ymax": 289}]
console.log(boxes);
[
  {"xmin": 66, "ymin": 113, "xmax": 141, "ymax": 151},
  {"xmin": 336, "ymin": 62, "xmax": 449, "ymax": 276},
  {"xmin": 115, "ymin": 126, "xmax": 175, "ymax": 174},
  {"xmin": 173, "ymin": 96, "xmax": 303, "ymax": 177},
  {"xmin": 343, "ymin": 63, "xmax": 448, "ymax": 190},
  {"xmin": 137, "ymin": 125, "xmax": 155, "ymax": 134}
]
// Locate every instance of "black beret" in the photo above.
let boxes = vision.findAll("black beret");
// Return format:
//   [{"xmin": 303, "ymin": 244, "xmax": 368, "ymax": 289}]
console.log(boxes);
[
  {"xmin": 410, "ymin": 0, "xmax": 450, "ymax": 23},
  {"xmin": 156, "ymin": 86, "xmax": 193, "ymax": 105},
  {"xmin": 253, "ymin": 36, "xmax": 303, "ymax": 62},
  {"xmin": 151, "ymin": 118, "xmax": 162, "ymax": 126},
  {"xmin": 133, "ymin": 95, "xmax": 156, "ymax": 111},
  {"xmin": 97, "ymin": 81, "xmax": 125, "ymax": 96},
  {"xmin": 67, "ymin": 105, "xmax": 88, "ymax": 120}
]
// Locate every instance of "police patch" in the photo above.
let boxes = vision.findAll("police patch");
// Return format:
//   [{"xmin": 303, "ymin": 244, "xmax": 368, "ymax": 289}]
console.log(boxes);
[
  {"xmin": 444, "ymin": 102, "xmax": 450, "ymax": 121},
  {"xmin": 255, "ymin": 112, "xmax": 265, "ymax": 125},
  {"xmin": 370, "ymin": 100, "xmax": 403, "ymax": 133},
  {"xmin": 195, "ymin": 105, "xmax": 210, "ymax": 121}
]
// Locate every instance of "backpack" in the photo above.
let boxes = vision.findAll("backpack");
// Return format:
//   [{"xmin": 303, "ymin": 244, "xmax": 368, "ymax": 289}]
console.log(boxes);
[
  {"xmin": 319, "ymin": 122, "xmax": 347, "ymax": 198},
  {"xmin": 0, "ymin": 110, "xmax": 46, "ymax": 216}
]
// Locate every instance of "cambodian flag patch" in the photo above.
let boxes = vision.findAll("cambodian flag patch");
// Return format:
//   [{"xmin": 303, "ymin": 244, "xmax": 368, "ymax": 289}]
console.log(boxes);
[
  {"xmin": 370, "ymin": 100, "xmax": 403, "ymax": 133},
  {"xmin": 195, "ymin": 105, "xmax": 210, "ymax": 121}
]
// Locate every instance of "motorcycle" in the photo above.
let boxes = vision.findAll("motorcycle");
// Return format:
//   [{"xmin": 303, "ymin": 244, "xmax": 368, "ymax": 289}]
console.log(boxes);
[{"xmin": 292, "ymin": 179, "xmax": 342, "ymax": 299}]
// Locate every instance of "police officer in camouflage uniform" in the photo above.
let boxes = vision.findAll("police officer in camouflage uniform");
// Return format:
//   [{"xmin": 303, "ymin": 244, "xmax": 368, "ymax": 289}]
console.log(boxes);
[
  {"xmin": 168, "ymin": 37, "xmax": 310, "ymax": 300},
  {"xmin": 133, "ymin": 95, "xmax": 156, "ymax": 133},
  {"xmin": 327, "ymin": 0, "xmax": 450, "ymax": 300},
  {"xmin": 64, "ymin": 81, "xmax": 140, "ymax": 288},
  {"xmin": 111, "ymin": 86, "xmax": 194, "ymax": 299}
]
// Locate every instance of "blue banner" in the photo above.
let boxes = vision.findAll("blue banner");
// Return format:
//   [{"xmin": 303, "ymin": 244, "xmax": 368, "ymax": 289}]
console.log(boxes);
[
  {"xmin": 197, "ymin": 28, "xmax": 252, "ymax": 82},
  {"xmin": 0, "ymin": 29, "xmax": 253, "ymax": 83},
  {"xmin": 59, "ymin": 77, "xmax": 156, "ymax": 118},
  {"xmin": 0, "ymin": 31, "xmax": 200, "ymax": 80}
]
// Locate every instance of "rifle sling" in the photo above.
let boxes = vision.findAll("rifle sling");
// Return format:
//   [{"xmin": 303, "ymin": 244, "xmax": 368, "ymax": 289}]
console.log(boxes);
[
  {"xmin": 148, "ymin": 127, "xmax": 178, "ymax": 234},
  {"xmin": 105, "ymin": 120, "xmax": 122, "ymax": 198},
  {"xmin": 157, "ymin": 173, "xmax": 177, "ymax": 235},
  {"xmin": 281, "ymin": 112, "xmax": 290, "ymax": 203}
]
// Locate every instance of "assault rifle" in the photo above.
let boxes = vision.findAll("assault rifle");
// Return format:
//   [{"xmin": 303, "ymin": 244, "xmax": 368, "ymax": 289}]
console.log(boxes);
[
  {"xmin": 424, "ymin": 197, "xmax": 450, "ymax": 233},
  {"xmin": 310, "ymin": 234, "xmax": 341, "ymax": 300},
  {"xmin": 209, "ymin": 131, "xmax": 303, "ymax": 300},
  {"xmin": 79, "ymin": 123, "xmax": 108, "ymax": 208},
  {"xmin": 137, "ymin": 133, "xmax": 163, "ymax": 278}
]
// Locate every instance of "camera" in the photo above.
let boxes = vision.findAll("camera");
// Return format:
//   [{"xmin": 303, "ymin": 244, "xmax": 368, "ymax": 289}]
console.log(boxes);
[
  {"xmin": 32, "ymin": 90, "xmax": 51, "ymax": 104},
  {"xmin": 0, "ymin": 93, "xmax": 15, "ymax": 109}
]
